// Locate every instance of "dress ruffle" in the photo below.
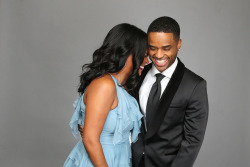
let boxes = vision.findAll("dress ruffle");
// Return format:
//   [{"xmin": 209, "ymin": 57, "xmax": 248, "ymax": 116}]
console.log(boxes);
[
  {"xmin": 110, "ymin": 76, "xmax": 143, "ymax": 166},
  {"xmin": 69, "ymin": 95, "xmax": 85, "ymax": 139},
  {"xmin": 64, "ymin": 141, "xmax": 92, "ymax": 167},
  {"xmin": 113, "ymin": 86, "xmax": 142, "ymax": 145}
]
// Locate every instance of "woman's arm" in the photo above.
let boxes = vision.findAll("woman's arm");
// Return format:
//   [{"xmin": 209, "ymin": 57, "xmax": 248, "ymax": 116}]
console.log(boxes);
[{"xmin": 82, "ymin": 76, "xmax": 117, "ymax": 167}]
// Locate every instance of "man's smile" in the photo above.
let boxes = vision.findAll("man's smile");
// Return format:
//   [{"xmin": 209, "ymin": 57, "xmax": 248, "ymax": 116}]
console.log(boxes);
[{"xmin": 153, "ymin": 58, "xmax": 169, "ymax": 67}]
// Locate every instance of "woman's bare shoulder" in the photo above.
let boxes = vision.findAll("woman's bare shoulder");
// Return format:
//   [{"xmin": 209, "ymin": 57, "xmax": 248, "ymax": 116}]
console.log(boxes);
[{"xmin": 85, "ymin": 74, "xmax": 116, "ymax": 97}]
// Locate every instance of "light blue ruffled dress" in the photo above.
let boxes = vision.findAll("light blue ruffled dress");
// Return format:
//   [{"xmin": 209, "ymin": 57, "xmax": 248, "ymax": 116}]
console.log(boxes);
[{"xmin": 63, "ymin": 75, "xmax": 143, "ymax": 167}]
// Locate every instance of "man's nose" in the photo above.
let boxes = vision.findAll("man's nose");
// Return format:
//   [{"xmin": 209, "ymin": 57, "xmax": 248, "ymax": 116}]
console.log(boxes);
[{"xmin": 155, "ymin": 50, "xmax": 164, "ymax": 59}]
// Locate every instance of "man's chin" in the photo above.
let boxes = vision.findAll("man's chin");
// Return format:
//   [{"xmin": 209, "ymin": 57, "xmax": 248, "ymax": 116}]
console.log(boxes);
[{"xmin": 154, "ymin": 63, "xmax": 169, "ymax": 72}]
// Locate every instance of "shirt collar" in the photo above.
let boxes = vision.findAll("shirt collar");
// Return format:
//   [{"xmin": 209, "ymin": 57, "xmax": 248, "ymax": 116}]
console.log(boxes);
[{"xmin": 151, "ymin": 58, "xmax": 178, "ymax": 79}]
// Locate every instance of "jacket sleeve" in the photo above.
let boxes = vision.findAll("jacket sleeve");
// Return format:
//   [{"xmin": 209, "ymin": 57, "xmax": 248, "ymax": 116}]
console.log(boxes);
[{"xmin": 171, "ymin": 80, "xmax": 209, "ymax": 167}]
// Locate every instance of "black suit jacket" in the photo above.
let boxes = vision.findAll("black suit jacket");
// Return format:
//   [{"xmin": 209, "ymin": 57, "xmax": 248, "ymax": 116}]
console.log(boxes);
[{"xmin": 132, "ymin": 58, "xmax": 209, "ymax": 167}]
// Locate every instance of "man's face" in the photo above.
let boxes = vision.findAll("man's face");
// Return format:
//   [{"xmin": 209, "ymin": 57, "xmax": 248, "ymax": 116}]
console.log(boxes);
[{"xmin": 148, "ymin": 32, "xmax": 181, "ymax": 72}]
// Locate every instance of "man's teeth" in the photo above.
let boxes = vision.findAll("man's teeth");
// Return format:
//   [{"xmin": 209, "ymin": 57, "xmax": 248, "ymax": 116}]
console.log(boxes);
[{"xmin": 156, "ymin": 59, "xmax": 167, "ymax": 64}]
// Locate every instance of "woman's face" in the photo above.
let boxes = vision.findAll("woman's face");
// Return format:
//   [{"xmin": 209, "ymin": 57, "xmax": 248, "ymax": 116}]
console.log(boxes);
[
  {"xmin": 138, "ymin": 53, "xmax": 149, "ymax": 76},
  {"xmin": 125, "ymin": 54, "xmax": 134, "ymax": 76}
]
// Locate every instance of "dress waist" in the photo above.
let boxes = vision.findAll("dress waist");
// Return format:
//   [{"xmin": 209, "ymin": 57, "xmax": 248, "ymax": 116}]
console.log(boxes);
[{"xmin": 100, "ymin": 132, "xmax": 130, "ymax": 145}]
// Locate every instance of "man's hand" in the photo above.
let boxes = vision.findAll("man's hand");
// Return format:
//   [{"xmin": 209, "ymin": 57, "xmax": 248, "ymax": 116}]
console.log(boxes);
[{"xmin": 78, "ymin": 124, "xmax": 84, "ymax": 138}]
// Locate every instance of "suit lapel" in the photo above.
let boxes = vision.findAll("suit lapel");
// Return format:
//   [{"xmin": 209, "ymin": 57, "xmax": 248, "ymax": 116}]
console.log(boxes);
[{"xmin": 145, "ymin": 58, "xmax": 185, "ymax": 140}]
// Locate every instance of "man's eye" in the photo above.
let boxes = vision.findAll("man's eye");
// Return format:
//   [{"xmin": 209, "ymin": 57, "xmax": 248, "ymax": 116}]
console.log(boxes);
[
  {"xmin": 150, "ymin": 47, "xmax": 156, "ymax": 51},
  {"xmin": 163, "ymin": 47, "xmax": 171, "ymax": 51}
]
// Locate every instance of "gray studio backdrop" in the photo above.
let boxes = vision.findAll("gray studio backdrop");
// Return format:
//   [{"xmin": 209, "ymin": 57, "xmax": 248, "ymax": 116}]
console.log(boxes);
[{"xmin": 0, "ymin": 0, "xmax": 249, "ymax": 167}]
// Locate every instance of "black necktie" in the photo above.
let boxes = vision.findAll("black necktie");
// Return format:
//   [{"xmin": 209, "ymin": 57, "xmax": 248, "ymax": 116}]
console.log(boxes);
[{"xmin": 146, "ymin": 73, "xmax": 165, "ymax": 128}]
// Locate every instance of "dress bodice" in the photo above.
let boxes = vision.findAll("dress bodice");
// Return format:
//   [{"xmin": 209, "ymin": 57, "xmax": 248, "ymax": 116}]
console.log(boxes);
[{"xmin": 64, "ymin": 75, "xmax": 143, "ymax": 167}]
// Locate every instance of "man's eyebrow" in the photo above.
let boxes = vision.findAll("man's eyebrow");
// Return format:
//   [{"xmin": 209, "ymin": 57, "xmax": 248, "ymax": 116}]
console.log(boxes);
[
  {"xmin": 148, "ymin": 45, "xmax": 156, "ymax": 47},
  {"xmin": 162, "ymin": 45, "xmax": 171, "ymax": 48}
]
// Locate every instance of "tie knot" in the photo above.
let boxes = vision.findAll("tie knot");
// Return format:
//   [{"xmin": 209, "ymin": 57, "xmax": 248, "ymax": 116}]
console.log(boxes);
[{"xmin": 155, "ymin": 73, "xmax": 165, "ymax": 83}]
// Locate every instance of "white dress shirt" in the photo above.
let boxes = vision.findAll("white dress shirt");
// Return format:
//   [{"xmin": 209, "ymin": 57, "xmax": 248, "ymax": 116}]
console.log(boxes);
[{"xmin": 139, "ymin": 58, "xmax": 178, "ymax": 130}]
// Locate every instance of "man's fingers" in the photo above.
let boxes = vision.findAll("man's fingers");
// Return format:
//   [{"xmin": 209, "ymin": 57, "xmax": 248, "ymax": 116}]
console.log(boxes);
[
  {"xmin": 78, "ymin": 124, "xmax": 84, "ymax": 137},
  {"xmin": 78, "ymin": 124, "xmax": 83, "ymax": 130}
]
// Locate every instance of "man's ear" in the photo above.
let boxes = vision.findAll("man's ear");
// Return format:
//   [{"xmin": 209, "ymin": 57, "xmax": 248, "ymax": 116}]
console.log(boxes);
[{"xmin": 177, "ymin": 39, "xmax": 182, "ymax": 50}]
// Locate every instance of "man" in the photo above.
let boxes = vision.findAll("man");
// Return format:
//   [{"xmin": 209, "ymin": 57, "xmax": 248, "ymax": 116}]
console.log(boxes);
[
  {"xmin": 78, "ymin": 16, "xmax": 208, "ymax": 167},
  {"xmin": 132, "ymin": 16, "xmax": 208, "ymax": 167}
]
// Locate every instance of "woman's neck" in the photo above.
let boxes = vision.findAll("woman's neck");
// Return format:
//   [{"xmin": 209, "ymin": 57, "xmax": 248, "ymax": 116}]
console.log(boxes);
[{"xmin": 111, "ymin": 72, "xmax": 129, "ymax": 85}]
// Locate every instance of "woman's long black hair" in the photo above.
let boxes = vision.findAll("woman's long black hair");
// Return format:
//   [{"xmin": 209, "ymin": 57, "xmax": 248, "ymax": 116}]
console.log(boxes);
[{"xmin": 78, "ymin": 23, "xmax": 147, "ymax": 96}]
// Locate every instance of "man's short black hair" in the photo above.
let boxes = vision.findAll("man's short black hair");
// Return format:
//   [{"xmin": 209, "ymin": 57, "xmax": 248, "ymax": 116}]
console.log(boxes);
[{"xmin": 147, "ymin": 16, "xmax": 180, "ymax": 40}]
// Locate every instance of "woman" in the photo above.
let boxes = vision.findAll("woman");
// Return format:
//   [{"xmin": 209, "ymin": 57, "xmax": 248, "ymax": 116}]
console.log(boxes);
[{"xmin": 63, "ymin": 23, "xmax": 147, "ymax": 167}]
